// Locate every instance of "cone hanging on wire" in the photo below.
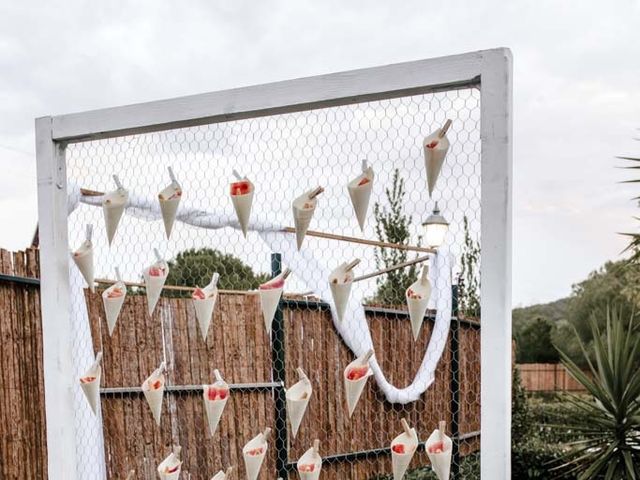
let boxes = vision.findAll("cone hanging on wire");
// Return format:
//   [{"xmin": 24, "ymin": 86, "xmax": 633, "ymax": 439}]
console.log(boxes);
[
  {"xmin": 406, "ymin": 265, "xmax": 432, "ymax": 341},
  {"xmin": 297, "ymin": 439, "xmax": 322, "ymax": 480},
  {"xmin": 192, "ymin": 272, "xmax": 219, "ymax": 340},
  {"xmin": 344, "ymin": 350, "xmax": 374, "ymax": 417},
  {"xmin": 347, "ymin": 160, "xmax": 375, "ymax": 231},
  {"xmin": 258, "ymin": 269, "xmax": 290, "ymax": 335},
  {"xmin": 79, "ymin": 351, "xmax": 103, "ymax": 415},
  {"xmin": 286, "ymin": 367, "xmax": 312, "ymax": 438},
  {"xmin": 230, "ymin": 170, "xmax": 255, "ymax": 238},
  {"xmin": 157, "ymin": 446, "xmax": 182, "ymax": 480},
  {"xmin": 142, "ymin": 361, "xmax": 166, "ymax": 426},
  {"xmin": 143, "ymin": 249, "xmax": 169, "ymax": 316},
  {"xmin": 210, "ymin": 467, "xmax": 233, "ymax": 480},
  {"xmin": 72, "ymin": 224, "xmax": 95, "ymax": 292},
  {"xmin": 391, "ymin": 419, "xmax": 419, "ymax": 480},
  {"xmin": 425, "ymin": 421, "xmax": 452, "ymax": 480},
  {"xmin": 102, "ymin": 175, "xmax": 128, "ymax": 246},
  {"xmin": 292, "ymin": 187, "xmax": 324, "ymax": 250},
  {"xmin": 102, "ymin": 267, "xmax": 126, "ymax": 336},
  {"xmin": 242, "ymin": 428, "xmax": 270, "ymax": 480},
  {"xmin": 423, "ymin": 120, "xmax": 452, "ymax": 197},
  {"xmin": 329, "ymin": 259, "xmax": 360, "ymax": 323},
  {"xmin": 158, "ymin": 167, "xmax": 182, "ymax": 240},
  {"xmin": 203, "ymin": 369, "xmax": 229, "ymax": 437}
]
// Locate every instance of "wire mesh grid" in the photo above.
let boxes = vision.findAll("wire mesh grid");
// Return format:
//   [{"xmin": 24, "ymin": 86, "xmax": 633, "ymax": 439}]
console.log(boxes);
[{"xmin": 65, "ymin": 86, "xmax": 482, "ymax": 479}]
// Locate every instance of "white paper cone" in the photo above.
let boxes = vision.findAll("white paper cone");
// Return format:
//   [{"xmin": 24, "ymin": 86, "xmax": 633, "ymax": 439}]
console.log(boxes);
[
  {"xmin": 72, "ymin": 239, "xmax": 95, "ymax": 292},
  {"xmin": 144, "ymin": 261, "xmax": 169, "ymax": 316},
  {"xmin": 242, "ymin": 429, "xmax": 270, "ymax": 480},
  {"xmin": 286, "ymin": 368, "xmax": 312, "ymax": 438},
  {"xmin": 230, "ymin": 180, "xmax": 254, "ymax": 238},
  {"xmin": 157, "ymin": 448, "xmax": 182, "ymax": 480},
  {"xmin": 158, "ymin": 183, "xmax": 182, "ymax": 240},
  {"xmin": 193, "ymin": 283, "xmax": 218, "ymax": 340},
  {"xmin": 79, "ymin": 353, "xmax": 102, "ymax": 415},
  {"xmin": 102, "ymin": 281, "xmax": 127, "ymax": 336},
  {"xmin": 391, "ymin": 423, "xmax": 419, "ymax": 480},
  {"xmin": 142, "ymin": 365, "xmax": 165, "ymax": 426},
  {"xmin": 210, "ymin": 467, "xmax": 233, "ymax": 480},
  {"xmin": 203, "ymin": 371, "xmax": 229, "ymax": 437},
  {"xmin": 258, "ymin": 271, "xmax": 288, "ymax": 335},
  {"xmin": 102, "ymin": 188, "xmax": 128, "ymax": 246},
  {"xmin": 347, "ymin": 166, "xmax": 374, "ymax": 231},
  {"xmin": 406, "ymin": 268, "xmax": 432, "ymax": 341},
  {"xmin": 329, "ymin": 261, "xmax": 358, "ymax": 323},
  {"xmin": 297, "ymin": 441, "xmax": 322, "ymax": 480},
  {"xmin": 292, "ymin": 189, "xmax": 320, "ymax": 250},
  {"xmin": 344, "ymin": 351, "xmax": 373, "ymax": 417},
  {"xmin": 423, "ymin": 131, "xmax": 450, "ymax": 197},
  {"xmin": 425, "ymin": 427, "xmax": 452, "ymax": 480}
]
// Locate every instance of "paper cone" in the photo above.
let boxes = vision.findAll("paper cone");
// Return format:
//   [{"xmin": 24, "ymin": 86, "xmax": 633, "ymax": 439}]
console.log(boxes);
[
  {"xmin": 79, "ymin": 352, "xmax": 102, "ymax": 415},
  {"xmin": 391, "ymin": 420, "xmax": 419, "ymax": 480},
  {"xmin": 102, "ymin": 178, "xmax": 128, "ymax": 245},
  {"xmin": 125, "ymin": 469, "xmax": 135, "ymax": 480},
  {"xmin": 423, "ymin": 123, "xmax": 451, "ymax": 198},
  {"xmin": 72, "ymin": 239, "xmax": 94, "ymax": 292},
  {"xmin": 347, "ymin": 164, "xmax": 374, "ymax": 231},
  {"xmin": 102, "ymin": 280, "xmax": 127, "ymax": 336},
  {"xmin": 157, "ymin": 447, "xmax": 182, "ymax": 480},
  {"xmin": 203, "ymin": 369, "xmax": 229, "ymax": 437},
  {"xmin": 193, "ymin": 273, "xmax": 219, "ymax": 340},
  {"xmin": 292, "ymin": 187, "xmax": 323, "ymax": 250},
  {"xmin": 142, "ymin": 363, "xmax": 166, "ymax": 426},
  {"xmin": 230, "ymin": 176, "xmax": 255, "ymax": 238},
  {"xmin": 159, "ymin": 186, "xmax": 182, "ymax": 240},
  {"xmin": 211, "ymin": 467, "xmax": 233, "ymax": 480},
  {"xmin": 286, "ymin": 367, "xmax": 312, "ymax": 438},
  {"xmin": 258, "ymin": 269, "xmax": 289, "ymax": 335},
  {"xmin": 406, "ymin": 266, "xmax": 432, "ymax": 341},
  {"xmin": 329, "ymin": 259, "xmax": 359, "ymax": 323},
  {"xmin": 242, "ymin": 428, "xmax": 270, "ymax": 480},
  {"xmin": 297, "ymin": 440, "xmax": 322, "ymax": 480},
  {"xmin": 344, "ymin": 350, "xmax": 374, "ymax": 417},
  {"xmin": 144, "ymin": 258, "xmax": 169, "ymax": 316},
  {"xmin": 425, "ymin": 422, "xmax": 452, "ymax": 480}
]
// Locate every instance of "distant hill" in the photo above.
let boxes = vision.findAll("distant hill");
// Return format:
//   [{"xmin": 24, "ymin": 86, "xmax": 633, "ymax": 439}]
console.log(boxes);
[{"xmin": 512, "ymin": 297, "xmax": 570, "ymax": 331}]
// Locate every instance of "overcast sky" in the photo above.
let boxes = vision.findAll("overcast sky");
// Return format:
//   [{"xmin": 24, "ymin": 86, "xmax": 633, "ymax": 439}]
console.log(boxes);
[{"xmin": 0, "ymin": 0, "xmax": 638, "ymax": 306}]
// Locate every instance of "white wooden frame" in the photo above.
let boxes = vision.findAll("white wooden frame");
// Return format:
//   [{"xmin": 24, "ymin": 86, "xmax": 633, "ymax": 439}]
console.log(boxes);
[{"xmin": 36, "ymin": 48, "xmax": 512, "ymax": 479}]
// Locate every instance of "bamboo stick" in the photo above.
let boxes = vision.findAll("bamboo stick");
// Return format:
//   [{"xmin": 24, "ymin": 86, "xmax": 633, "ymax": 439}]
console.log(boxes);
[{"xmin": 352, "ymin": 255, "xmax": 430, "ymax": 283}]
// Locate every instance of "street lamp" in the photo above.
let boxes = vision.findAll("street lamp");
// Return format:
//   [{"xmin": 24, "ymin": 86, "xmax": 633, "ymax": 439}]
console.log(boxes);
[{"xmin": 422, "ymin": 203, "xmax": 449, "ymax": 248}]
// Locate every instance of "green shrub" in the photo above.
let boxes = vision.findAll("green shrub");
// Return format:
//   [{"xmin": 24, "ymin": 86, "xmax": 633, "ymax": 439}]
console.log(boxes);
[{"xmin": 512, "ymin": 438, "xmax": 571, "ymax": 480}]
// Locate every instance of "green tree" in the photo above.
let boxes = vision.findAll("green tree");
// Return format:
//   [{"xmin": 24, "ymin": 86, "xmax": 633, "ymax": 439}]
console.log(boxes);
[
  {"xmin": 165, "ymin": 248, "xmax": 269, "ymax": 295},
  {"xmin": 371, "ymin": 169, "xmax": 421, "ymax": 306},
  {"xmin": 516, "ymin": 317, "xmax": 560, "ymax": 363},
  {"xmin": 458, "ymin": 216, "xmax": 481, "ymax": 318},
  {"xmin": 619, "ymin": 154, "xmax": 640, "ymax": 264}
]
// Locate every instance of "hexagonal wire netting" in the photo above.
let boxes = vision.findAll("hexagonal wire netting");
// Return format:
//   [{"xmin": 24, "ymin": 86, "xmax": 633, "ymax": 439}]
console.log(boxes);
[{"xmin": 66, "ymin": 86, "xmax": 481, "ymax": 479}]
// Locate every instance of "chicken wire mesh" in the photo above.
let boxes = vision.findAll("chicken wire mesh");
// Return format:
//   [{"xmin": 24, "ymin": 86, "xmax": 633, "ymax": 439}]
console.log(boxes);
[{"xmin": 65, "ymin": 86, "xmax": 481, "ymax": 479}]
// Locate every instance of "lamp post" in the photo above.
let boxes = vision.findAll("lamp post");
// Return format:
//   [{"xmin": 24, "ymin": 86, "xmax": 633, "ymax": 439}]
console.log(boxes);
[{"xmin": 422, "ymin": 203, "xmax": 449, "ymax": 249}]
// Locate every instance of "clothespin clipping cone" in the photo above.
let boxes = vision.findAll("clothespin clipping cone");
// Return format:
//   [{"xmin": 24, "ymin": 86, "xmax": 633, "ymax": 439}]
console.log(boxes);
[
  {"xmin": 391, "ymin": 418, "xmax": 419, "ymax": 480},
  {"xmin": 286, "ymin": 367, "xmax": 312, "ymax": 438},
  {"xmin": 425, "ymin": 420, "xmax": 452, "ymax": 480},
  {"xmin": 79, "ymin": 351, "xmax": 103, "ymax": 415},
  {"xmin": 203, "ymin": 369, "xmax": 229, "ymax": 437},
  {"xmin": 142, "ymin": 361, "xmax": 166, "ymax": 426},
  {"xmin": 72, "ymin": 224, "xmax": 95, "ymax": 292},
  {"xmin": 102, "ymin": 175, "xmax": 129, "ymax": 245},
  {"xmin": 192, "ymin": 272, "xmax": 220, "ymax": 340},
  {"xmin": 230, "ymin": 169, "xmax": 255, "ymax": 238},
  {"xmin": 329, "ymin": 259, "xmax": 360, "ymax": 323},
  {"xmin": 143, "ymin": 249, "xmax": 169, "ymax": 316},
  {"xmin": 242, "ymin": 428, "xmax": 271, "ymax": 480},
  {"xmin": 347, "ymin": 160, "xmax": 375, "ymax": 231},
  {"xmin": 297, "ymin": 439, "xmax": 322, "ymax": 480},
  {"xmin": 423, "ymin": 120, "xmax": 452, "ymax": 197},
  {"xmin": 158, "ymin": 167, "xmax": 183, "ymax": 239},
  {"xmin": 344, "ymin": 350, "xmax": 374, "ymax": 417},
  {"xmin": 258, "ymin": 268, "xmax": 290, "ymax": 335},
  {"xmin": 292, "ymin": 187, "xmax": 324, "ymax": 250},
  {"xmin": 102, "ymin": 267, "xmax": 127, "ymax": 336},
  {"xmin": 210, "ymin": 466, "xmax": 233, "ymax": 480},
  {"xmin": 157, "ymin": 446, "xmax": 182, "ymax": 480},
  {"xmin": 405, "ymin": 265, "xmax": 432, "ymax": 341}
]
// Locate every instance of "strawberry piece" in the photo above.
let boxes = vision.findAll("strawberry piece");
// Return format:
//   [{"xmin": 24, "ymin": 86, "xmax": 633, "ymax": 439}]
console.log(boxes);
[
  {"xmin": 299, "ymin": 464, "xmax": 315, "ymax": 472},
  {"xmin": 107, "ymin": 287, "xmax": 124, "ymax": 298},
  {"xmin": 167, "ymin": 190, "xmax": 182, "ymax": 201},
  {"xmin": 207, "ymin": 387, "xmax": 229, "ymax": 401},
  {"xmin": 192, "ymin": 288, "xmax": 206, "ymax": 300},
  {"xmin": 346, "ymin": 366, "xmax": 369, "ymax": 381},
  {"xmin": 426, "ymin": 140, "xmax": 439, "ymax": 149},
  {"xmin": 259, "ymin": 277, "xmax": 284, "ymax": 290},
  {"xmin": 149, "ymin": 266, "xmax": 165, "ymax": 277},
  {"xmin": 150, "ymin": 379, "xmax": 162, "ymax": 390},
  {"xmin": 247, "ymin": 447, "xmax": 264, "ymax": 456},
  {"xmin": 392, "ymin": 444, "xmax": 406, "ymax": 454},
  {"xmin": 166, "ymin": 465, "xmax": 180, "ymax": 473},
  {"xmin": 80, "ymin": 376, "xmax": 96, "ymax": 384},
  {"xmin": 428, "ymin": 441, "xmax": 445, "ymax": 454},
  {"xmin": 357, "ymin": 177, "xmax": 370, "ymax": 186},
  {"xmin": 230, "ymin": 181, "xmax": 251, "ymax": 196}
]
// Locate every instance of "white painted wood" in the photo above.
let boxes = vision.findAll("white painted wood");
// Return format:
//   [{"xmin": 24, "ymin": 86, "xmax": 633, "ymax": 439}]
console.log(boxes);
[
  {"xmin": 479, "ymin": 48, "xmax": 513, "ymax": 479},
  {"xmin": 51, "ymin": 50, "xmax": 493, "ymax": 142},
  {"xmin": 35, "ymin": 117, "xmax": 78, "ymax": 480}
]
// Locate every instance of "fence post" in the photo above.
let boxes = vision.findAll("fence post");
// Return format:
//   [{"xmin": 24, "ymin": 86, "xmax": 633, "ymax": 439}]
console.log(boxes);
[
  {"xmin": 271, "ymin": 253, "xmax": 289, "ymax": 479},
  {"xmin": 450, "ymin": 284, "xmax": 461, "ymax": 478}
]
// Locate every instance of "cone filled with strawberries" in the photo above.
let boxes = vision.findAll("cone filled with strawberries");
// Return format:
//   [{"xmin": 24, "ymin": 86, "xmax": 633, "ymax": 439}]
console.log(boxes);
[
  {"xmin": 192, "ymin": 272, "xmax": 219, "ymax": 340},
  {"xmin": 258, "ymin": 268, "xmax": 290, "ymax": 335},
  {"xmin": 292, "ymin": 187, "xmax": 324, "ymax": 250},
  {"xmin": 157, "ymin": 446, "xmax": 182, "ymax": 480},
  {"xmin": 347, "ymin": 160, "xmax": 375, "ymax": 231},
  {"xmin": 143, "ymin": 249, "xmax": 169, "ymax": 316},
  {"xmin": 242, "ymin": 428, "xmax": 271, "ymax": 480},
  {"xmin": 286, "ymin": 367, "xmax": 312, "ymax": 438},
  {"xmin": 79, "ymin": 351, "xmax": 103, "ymax": 415},
  {"xmin": 102, "ymin": 175, "xmax": 129, "ymax": 246},
  {"xmin": 142, "ymin": 361, "xmax": 166, "ymax": 426},
  {"xmin": 72, "ymin": 224, "xmax": 95, "ymax": 292},
  {"xmin": 230, "ymin": 170, "xmax": 255, "ymax": 238},
  {"xmin": 329, "ymin": 259, "xmax": 360, "ymax": 323},
  {"xmin": 210, "ymin": 466, "xmax": 233, "ymax": 480},
  {"xmin": 425, "ymin": 420, "xmax": 452, "ymax": 480},
  {"xmin": 391, "ymin": 418, "xmax": 419, "ymax": 480},
  {"xmin": 203, "ymin": 369, "xmax": 229, "ymax": 437},
  {"xmin": 423, "ymin": 120, "xmax": 452, "ymax": 198},
  {"xmin": 297, "ymin": 439, "xmax": 322, "ymax": 480},
  {"xmin": 158, "ymin": 167, "xmax": 182, "ymax": 240},
  {"xmin": 405, "ymin": 265, "xmax": 432, "ymax": 341},
  {"xmin": 102, "ymin": 267, "xmax": 127, "ymax": 336},
  {"xmin": 344, "ymin": 349, "xmax": 374, "ymax": 417}
]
